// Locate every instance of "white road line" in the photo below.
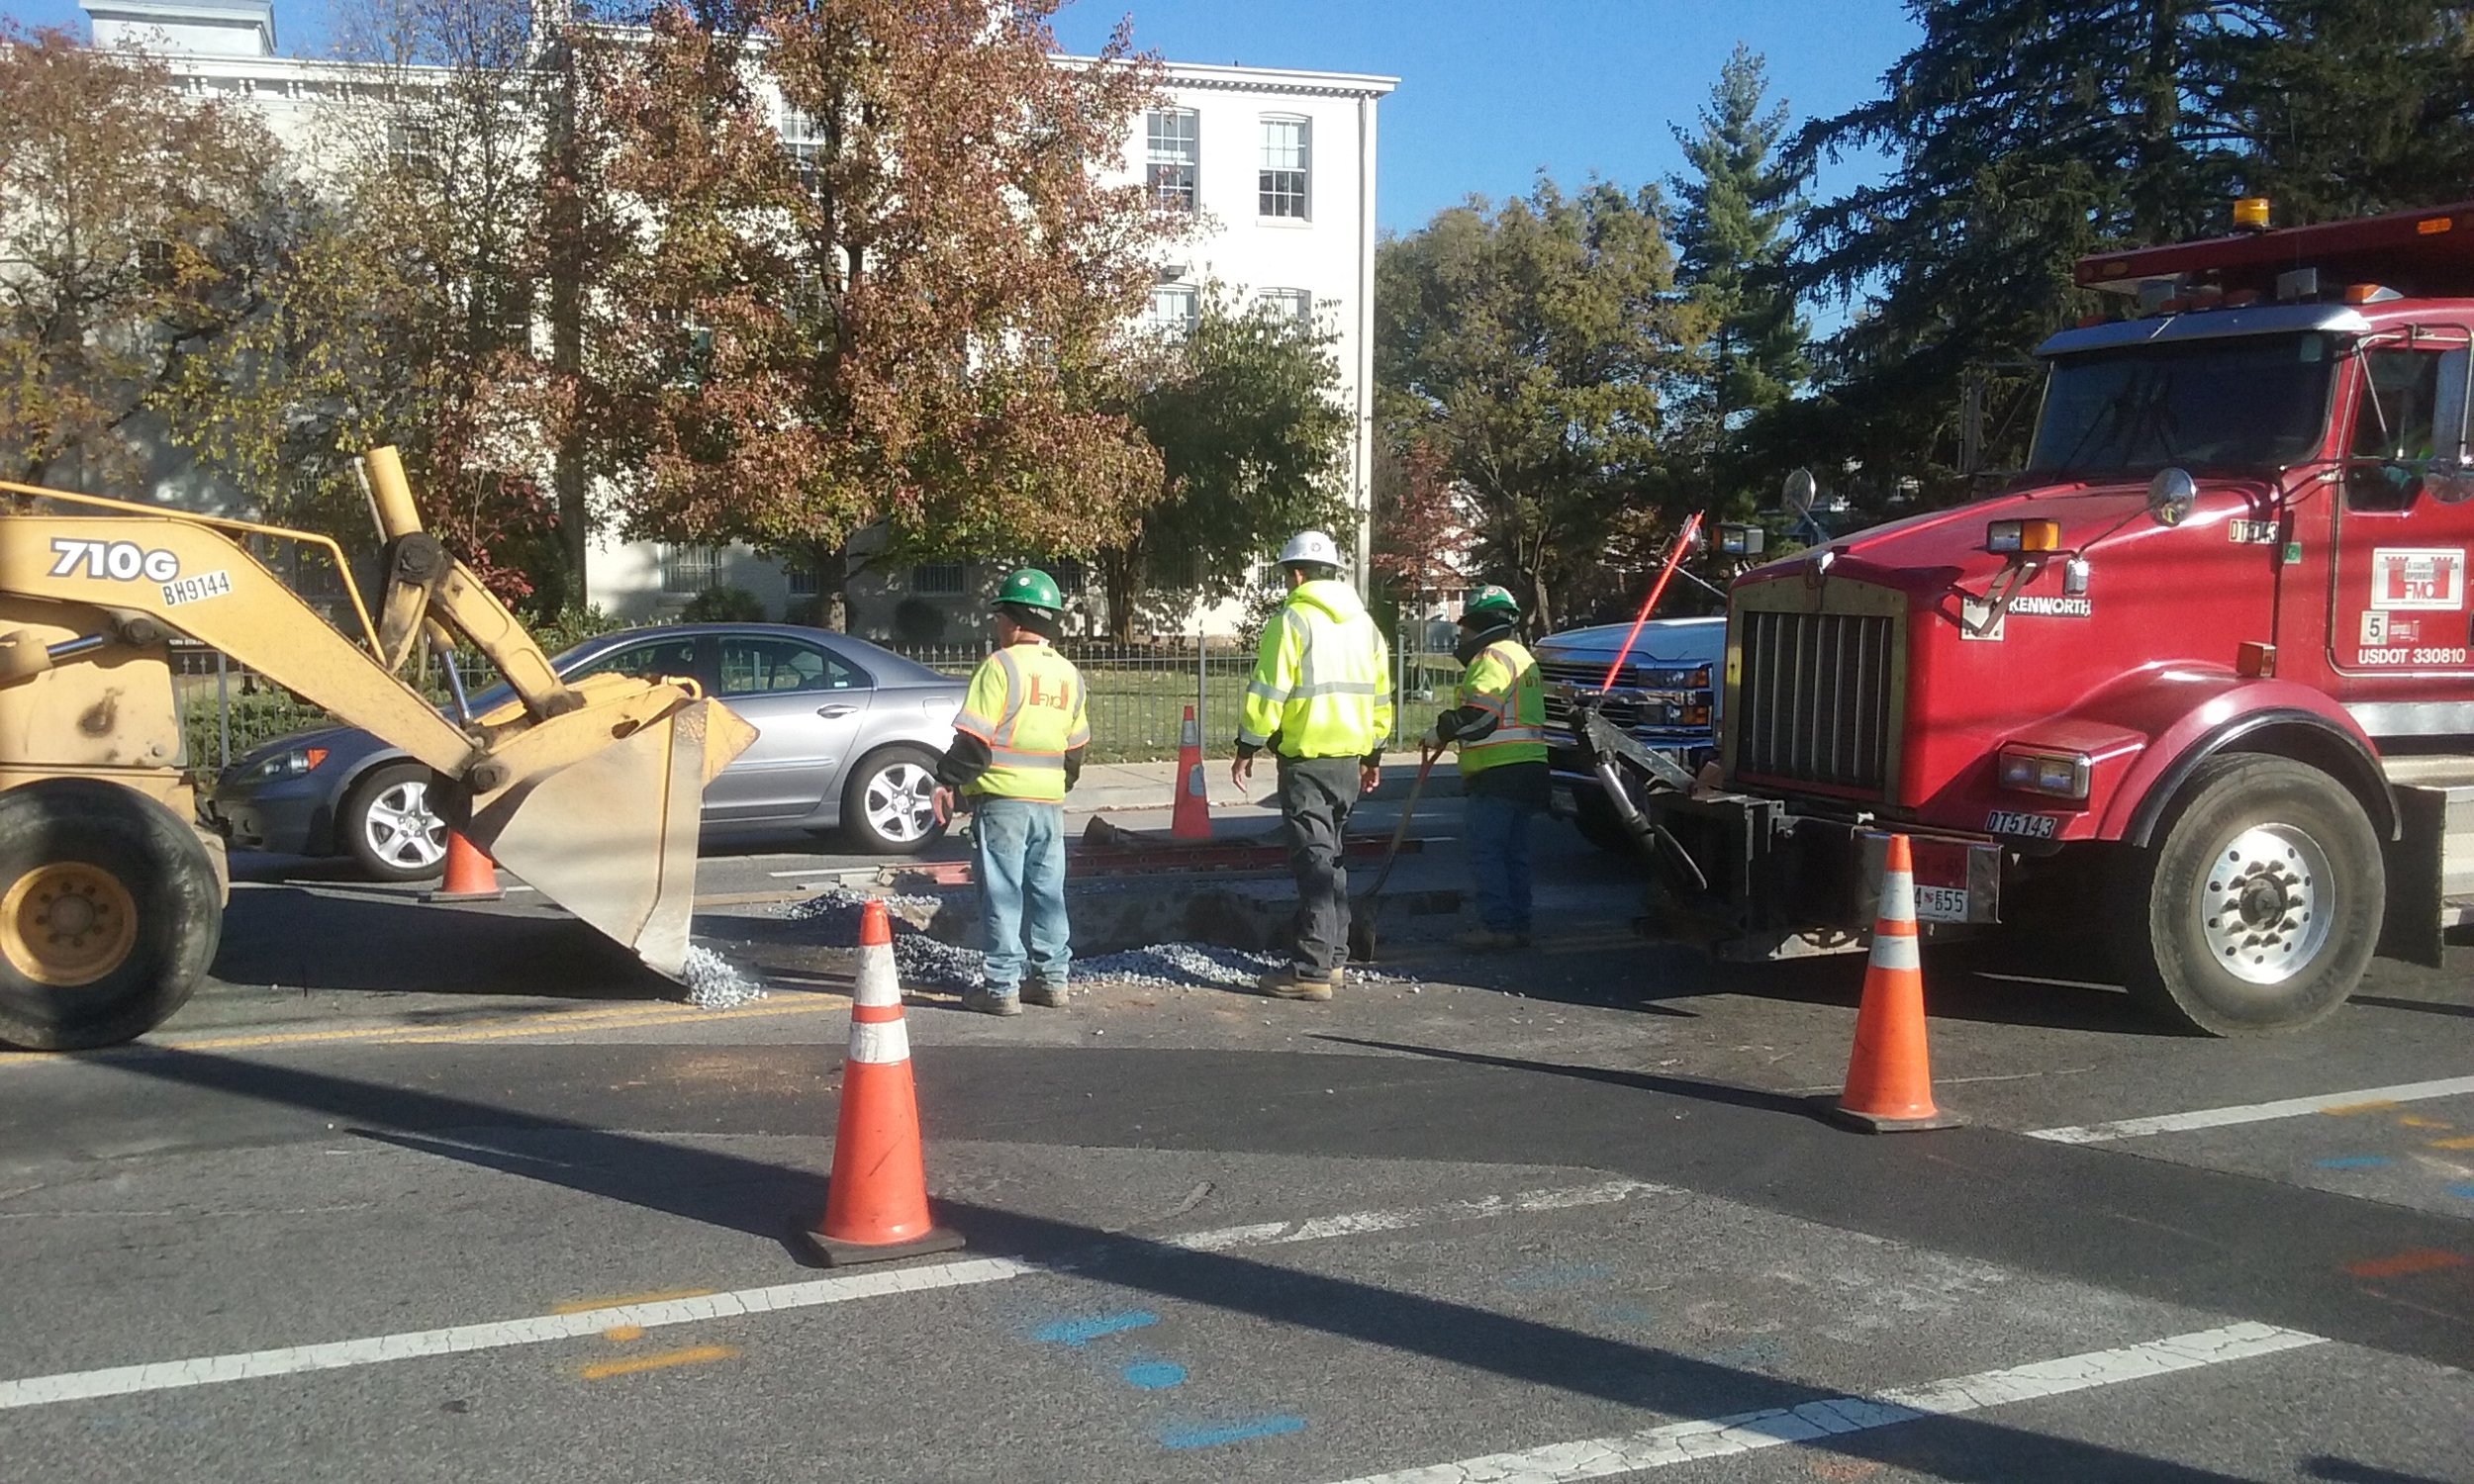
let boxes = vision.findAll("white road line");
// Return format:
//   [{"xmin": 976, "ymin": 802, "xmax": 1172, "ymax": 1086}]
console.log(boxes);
[
  {"xmin": 2025, "ymin": 1074, "xmax": 2474, "ymax": 1145},
  {"xmin": 0, "ymin": 1178, "xmax": 1671, "ymax": 1413},
  {"xmin": 1320, "ymin": 1322, "xmax": 2327, "ymax": 1484}
]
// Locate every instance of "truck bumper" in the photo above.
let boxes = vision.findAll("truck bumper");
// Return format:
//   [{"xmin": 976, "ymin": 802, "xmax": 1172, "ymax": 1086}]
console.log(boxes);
[{"xmin": 1639, "ymin": 790, "xmax": 2005, "ymax": 962}]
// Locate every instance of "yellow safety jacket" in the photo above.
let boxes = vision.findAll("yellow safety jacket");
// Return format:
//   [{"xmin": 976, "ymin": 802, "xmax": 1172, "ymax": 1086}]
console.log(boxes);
[
  {"xmin": 954, "ymin": 641, "xmax": 1089, "ymax": 802},
  {"xmin": 1452, "ymin": 639, "xmax": 1547, "ymax": 776},
  {"xmin": 1238, "ymin": 579, "xmax": 1393, "ymax": 759}
]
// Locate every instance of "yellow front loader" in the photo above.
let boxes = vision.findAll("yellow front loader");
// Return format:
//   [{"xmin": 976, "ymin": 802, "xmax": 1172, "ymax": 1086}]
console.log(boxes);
[{"xmin": 0, "ymin": 447, "xmax": 755, "ymax": 1050}]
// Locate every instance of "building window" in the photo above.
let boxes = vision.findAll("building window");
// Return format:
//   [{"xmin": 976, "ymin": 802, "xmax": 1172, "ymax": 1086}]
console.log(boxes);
[
  {"xmin": 1259, "ymin": 117, "xmax": 1309, "ymax": 219},
  {"xmin": 1145, "ymin": 107, "xmax": 1198, "ymax": 213},
  {"xmin": 1257, "ymin": 288, "xmax": 1313, "ymax": 326},
  {"xmin": 659, "ymin": 544, "xmax": 720, "ymax": 594},
  {"xmin": 1145, "ymin": 283, "xmax": 1199, "ymax": 339},
  {"xmin": 786, "ymin": 558, "xmax": 818, "ymax": 597},
  {"xmin": 911, "ymin": 562, "xmax": 968, "ymax": 597},
  {"xmin": 1046, "ymin": 558, "xmax": 1086, "ymax": 598},
  {"xmin": 782, "ymin": 106, "xmax": 827, "ymax": 190}
]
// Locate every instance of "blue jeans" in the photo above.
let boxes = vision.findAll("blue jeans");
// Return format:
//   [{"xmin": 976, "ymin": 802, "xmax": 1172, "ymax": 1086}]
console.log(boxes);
[
  {"xmin": 970, "ymin": 796, "xmax": 1069, "ymax": 993},
  {"xmin": 1464, "ymin": 791, "xmax": 1538, "ymax": 933}
]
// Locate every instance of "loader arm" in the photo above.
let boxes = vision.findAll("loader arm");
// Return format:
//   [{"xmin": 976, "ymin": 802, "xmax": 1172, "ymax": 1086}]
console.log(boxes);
[{"xmin": 0, "ymin": 448, "xmax": 755, "ymax": 980}]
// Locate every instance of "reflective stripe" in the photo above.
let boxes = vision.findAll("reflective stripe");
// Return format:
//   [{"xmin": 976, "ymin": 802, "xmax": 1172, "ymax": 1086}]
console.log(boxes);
[
  {"xmin": 1246, "ymin": 680, "xmax": 1289, "ymax": 705},
  {"xmin": 1468, "ymin": 726, "xmax": 1547, "ymax": 745},
  {"xmin": 1289, "ymin": 680, "xmax": 1383, "ymax": 698},
  {"xmin": 992, "ymin": 648, "xmax": 1026, "ymax": 745},
  {"xmin": 1868, "ymin": 933, "xmax": 1921, "ymax": 973},
  {"xmin": 1876, "ymin": 869, "xmax": 1916, "ymax": 928},
  {"xmin": 848, "ymin": 1018, "xmax": 910, "ymax": 1065},
  {"xmin": 852, "ymin": 949, "xmax": 901, "ymax": 1008},
  {"xmin": 1236, "ymin": 728, "xmax": 1272, "ymax": 747},
  {"xmin": 987, "ymin": 745, "xmax": 1066, "ymax": 766}
]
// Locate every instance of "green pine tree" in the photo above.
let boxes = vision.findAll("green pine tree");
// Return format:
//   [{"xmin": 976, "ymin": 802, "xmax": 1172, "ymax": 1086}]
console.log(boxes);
[{"xmin": 1667, "ymin": 44, "xmax": 1810, "ymax": 509}]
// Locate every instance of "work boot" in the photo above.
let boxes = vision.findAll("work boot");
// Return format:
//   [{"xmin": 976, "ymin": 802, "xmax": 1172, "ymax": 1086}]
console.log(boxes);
[
  {"xmin": 1453, "ymin": 928, "xmax": 1526, "ymax": 952},
  {"xmin": 1021, "ymin": 979, "xmax": 1071, "ymax": 1008},
  {"xmin": 1255, "ymin": 965, "xmax": 1334, "ymax": 1001},
  {"xmin": 961, "ymin": 986, "xmax": 1022, "ymax": 1017}
]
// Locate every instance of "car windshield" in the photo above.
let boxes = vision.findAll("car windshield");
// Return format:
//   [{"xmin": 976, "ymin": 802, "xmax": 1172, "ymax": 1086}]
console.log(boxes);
[{"xmin": 2028, "ymin": 332, "xmax": 2336, "ymax": 478}]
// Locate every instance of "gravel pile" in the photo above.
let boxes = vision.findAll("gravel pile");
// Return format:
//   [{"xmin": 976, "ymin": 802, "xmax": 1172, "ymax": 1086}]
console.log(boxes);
[
  {"xmin": 786, "ymin": 887, "xmax": 1405, "ymax": 992},
  {"xmin": 678, "ymin": 944, "xmax": 767, "ymax": 1008}
]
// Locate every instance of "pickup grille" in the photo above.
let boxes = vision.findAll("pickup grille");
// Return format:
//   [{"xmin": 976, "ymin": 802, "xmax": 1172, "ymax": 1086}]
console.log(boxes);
[{"xmin": 1734, "ymin": 609, "xmax": 1897, "ymax": 793}]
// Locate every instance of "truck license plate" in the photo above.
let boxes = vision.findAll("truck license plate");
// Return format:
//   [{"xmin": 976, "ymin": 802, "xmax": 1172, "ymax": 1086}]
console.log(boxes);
[
  {"xmin": 1915, "ymin": 885, "xmax": 1970, "ymax": 922},
  {"xmin": 1550, "ymin": 786, "xmax": 1577, "ymax": 818}
]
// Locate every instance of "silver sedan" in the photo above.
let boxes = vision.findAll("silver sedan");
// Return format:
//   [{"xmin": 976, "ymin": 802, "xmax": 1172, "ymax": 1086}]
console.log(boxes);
[{"xmin": 203, "ymin": 623, "xmax": 965, "ymax": 881}]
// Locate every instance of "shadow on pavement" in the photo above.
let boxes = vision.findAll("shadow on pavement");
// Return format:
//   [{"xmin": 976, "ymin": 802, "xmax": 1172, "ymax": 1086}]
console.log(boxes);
[
  {"xmin": 1312, "ymin": 1033, "xmax": 1825, "ymax": 1121},
  {"xmin": 211, "ymin": 886, "xmax": 675, "ymax": 1002},
  {"xmin": 86, "ymin": 1045, "xmax": 2261, "ymax": 1484},
  {"xmin": 2349, "ymin": 993, "xmax": 2474, "ymax": 1021},
  {"xmin": 2305, "ymin": 1461, "xmax": 2455, "ymax": 1484}
]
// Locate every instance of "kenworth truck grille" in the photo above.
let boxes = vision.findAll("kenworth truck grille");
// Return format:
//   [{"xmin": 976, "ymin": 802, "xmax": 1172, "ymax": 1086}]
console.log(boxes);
[{"xmin": 1733, "ymin": 607, "xmax": 1899, "ymax": 794}]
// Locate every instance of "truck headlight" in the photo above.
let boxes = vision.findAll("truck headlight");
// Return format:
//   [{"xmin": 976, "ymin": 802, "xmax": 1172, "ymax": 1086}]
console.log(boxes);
[{"xmin": 1996, "ymin": 745, "xmax": 2089, "ymax": 800}]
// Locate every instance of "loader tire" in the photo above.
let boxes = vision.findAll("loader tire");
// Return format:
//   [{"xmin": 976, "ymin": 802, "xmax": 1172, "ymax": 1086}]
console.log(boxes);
[{"xmin": 0, "ymin": 780, "xmax": 222, "ymax": 1051}]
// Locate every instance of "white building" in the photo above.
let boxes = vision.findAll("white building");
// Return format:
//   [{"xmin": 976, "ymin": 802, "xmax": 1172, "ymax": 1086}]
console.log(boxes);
[{"xmin": 71, "ymin": 0, "xmax": 1394, "ymax": 644}]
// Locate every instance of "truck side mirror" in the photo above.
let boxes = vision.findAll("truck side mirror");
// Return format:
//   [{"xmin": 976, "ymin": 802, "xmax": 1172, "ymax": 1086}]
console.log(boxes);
[{"xmin": 2430, "ymin": 347, "xmax": 2474, "ymax": 504}]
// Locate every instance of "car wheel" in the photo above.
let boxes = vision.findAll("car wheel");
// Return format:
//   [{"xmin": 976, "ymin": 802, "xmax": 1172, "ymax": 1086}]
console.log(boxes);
[
  {"xmin": 0, "ymin": 779, "xmax": 221, "ymax": 1050},
  {"xmin": 343, "ymin": 763, "xmax": 449, "ymax": 881},
  {"xmin": 842, "ymin": 746, "xmax": 945, "ymax": 855}
]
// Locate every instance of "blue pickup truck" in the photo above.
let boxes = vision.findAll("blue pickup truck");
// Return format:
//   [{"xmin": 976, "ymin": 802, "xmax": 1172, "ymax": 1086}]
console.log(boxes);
[{"xmin": 1533, "ymin": 615, "xmax": 1725, "ymax": 852}]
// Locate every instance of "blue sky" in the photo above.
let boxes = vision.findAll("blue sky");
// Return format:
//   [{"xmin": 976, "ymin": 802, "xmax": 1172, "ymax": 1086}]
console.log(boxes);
[{"xmin": 6, "ymin": 0, "xmax": 1920, "ymax": 233}]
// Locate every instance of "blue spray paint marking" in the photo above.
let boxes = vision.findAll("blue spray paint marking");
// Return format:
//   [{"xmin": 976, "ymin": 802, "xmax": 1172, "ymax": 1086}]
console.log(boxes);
[
  {"xmin": 2448, "ymin": 1184, "xmax": 2474, "ymax": 1201},
  {"xmin": 1159, "ymin": 1415, "xmax": 1307, "ymax": 1449},
  {"xmin": 1594, "ymin": 1302, "xmax": 1659, "ymax": 1327},
  {"xmin": 2315, "ymin": 1156, "xmax": 2394, "ymax": 1169},
  {"xmin": 1121, "ymin": 1360, "xmax": 1188, "ymax": 1390},
  {"xmin": 1030, "ymin": 1311, "xmax": 1158, "ymax": 1347},
  {"xmin": 1502, "ymin": 1262, "xmax": 1617, "ymax": 1291}
]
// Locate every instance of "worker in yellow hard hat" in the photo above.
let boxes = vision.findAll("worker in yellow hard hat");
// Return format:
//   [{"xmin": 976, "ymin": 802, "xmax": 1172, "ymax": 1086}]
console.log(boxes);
[
  {"xmin": 932, "ymin": 567, "xmax": 1088, "ymax": 1015},
  {"xmin": 1232, "ymin": 529, "xmax": 1392, "ymax": 1000}
]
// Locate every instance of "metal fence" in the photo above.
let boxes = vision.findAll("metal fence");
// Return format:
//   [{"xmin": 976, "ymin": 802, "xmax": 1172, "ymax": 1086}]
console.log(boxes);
[
  {"xmin": 891, "ymin": 627, "xmax": 1461, "ymax": 764},
  {"xmin": 167, "ymin": 624, "xmax": 1465, "ymax": 780}
]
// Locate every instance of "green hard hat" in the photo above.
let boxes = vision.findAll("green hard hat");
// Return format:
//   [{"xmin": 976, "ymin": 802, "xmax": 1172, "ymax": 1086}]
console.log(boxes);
[
  {"xmin": 1462, "ymin": 585, "xmax": 1520, "ymax": 624},
  {"xmin": 995, "ymin": 567, "xmax": 1064, "ymax": 615}
]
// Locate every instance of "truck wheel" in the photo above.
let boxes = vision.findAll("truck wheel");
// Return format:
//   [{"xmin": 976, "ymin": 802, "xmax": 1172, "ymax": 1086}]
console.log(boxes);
[
  {"xmin": 0, "ymin": 780, "xmax": 223, "ymax": 1051},
  {"xmin": 2117, "ymin": 755, "xmax": 2382, "ymax": 1036},
  {"xmin": 341, "ymin": 762, "xmax": 449, "ymax": 881}
]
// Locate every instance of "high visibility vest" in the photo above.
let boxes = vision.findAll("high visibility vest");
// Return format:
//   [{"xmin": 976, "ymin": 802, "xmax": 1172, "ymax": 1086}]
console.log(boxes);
[
  {"xmin": 1238, "ymin": 581, "xmax": 1394, "ymax": 759},
  {"xmin": 954, "ymin": 641, "xmax": 1089, "ymax": 801},
  {"xmin": 1455, "ymin": 639, "xmax": 1547, "ymax": 776}
]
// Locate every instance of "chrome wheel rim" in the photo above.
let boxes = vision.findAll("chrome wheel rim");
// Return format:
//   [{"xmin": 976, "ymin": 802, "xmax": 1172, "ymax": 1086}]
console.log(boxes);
[
  {"xmin": 864, "ymin": 763, "xmax": 937, "ymax": 843},
  {"xmin": 2201, "ymin": 823, "xmax": 2331, "ymax": 986},
  {"xmin": 365, "ymin": 779, "xmax": 448, "ymax": 870}
]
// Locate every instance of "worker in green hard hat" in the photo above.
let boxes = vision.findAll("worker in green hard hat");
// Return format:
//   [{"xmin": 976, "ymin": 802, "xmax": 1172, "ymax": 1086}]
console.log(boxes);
[
  {"xmin": 932, "ymin": 567, "xmax": 1089, "ymax": 1015},
  {"xmin": 1420, "ymin": 584, "xmax": 1547, "ymax": 951}
]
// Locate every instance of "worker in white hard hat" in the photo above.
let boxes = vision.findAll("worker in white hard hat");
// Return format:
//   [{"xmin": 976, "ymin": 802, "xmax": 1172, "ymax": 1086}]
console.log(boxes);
[{"xmin": 1232, "ymin": 529, "xmax": 1392, "ymax": 1000}]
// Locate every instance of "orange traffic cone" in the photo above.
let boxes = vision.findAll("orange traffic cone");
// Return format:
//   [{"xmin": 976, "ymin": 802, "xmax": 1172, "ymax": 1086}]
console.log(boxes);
[
  {"xmin": 1829, "ymin": 834, "xmax": 1963, "ymax": 1133},
  {"xmin": 804, "ymin": 898, "xmax": 964, "ymax": 1265},
  {"xmin": 428, "ymin": 830, "xmax": 503, "ymax": 902},
  {"xmin": 1171, "ymin": 704, "xmax": 1212, "ymax": 841}
]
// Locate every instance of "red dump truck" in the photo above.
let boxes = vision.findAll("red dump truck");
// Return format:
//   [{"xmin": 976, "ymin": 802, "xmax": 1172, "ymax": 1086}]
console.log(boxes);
[{"xmin": 1590, "ymin": 199, "xmax": 2474, "ymax": 1035}]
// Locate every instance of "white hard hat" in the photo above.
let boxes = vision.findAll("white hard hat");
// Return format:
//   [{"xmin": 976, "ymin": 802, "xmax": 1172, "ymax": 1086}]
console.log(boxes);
[{"xmin": 1277, "ymin": 529, "xmax": 1344, "ymax": 569}]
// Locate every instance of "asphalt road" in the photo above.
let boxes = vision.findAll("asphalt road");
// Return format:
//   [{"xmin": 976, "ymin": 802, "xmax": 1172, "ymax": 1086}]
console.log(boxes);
[{"xmin": 4, "ymin": 817, "xmax": 2471, "ymax": 1482}]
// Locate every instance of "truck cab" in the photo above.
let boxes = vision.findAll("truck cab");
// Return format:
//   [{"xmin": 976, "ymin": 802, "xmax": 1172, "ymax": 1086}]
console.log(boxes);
[{"xmin": 1631, "ymin": 200, "xmax": 2474, "ymax": 1035}]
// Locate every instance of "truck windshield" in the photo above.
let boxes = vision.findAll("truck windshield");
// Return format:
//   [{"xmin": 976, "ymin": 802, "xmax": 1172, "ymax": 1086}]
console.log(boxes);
[{"xmin": 2029, "ymin": 332, "xmax": 2335, "ymax": 477}]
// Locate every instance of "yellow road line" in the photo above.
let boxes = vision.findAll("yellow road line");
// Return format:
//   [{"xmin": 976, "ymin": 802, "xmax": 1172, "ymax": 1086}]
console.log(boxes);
[
  {"xmin": 2430, "ymin": 1136, "xmax": 2474, "ymax": 1151},
  {"xmin": 550, "ymin": 1289, "xmax": 717, "ymax": 1316},
  {"xmin": 577, "ymin": 1345, "xmax": 737, "ymax": 1380},
  {"xmin": 601, "ymin": 1326, "xmax": 646, "ymax": 1343},
  {"xmin": 0, "ymin": 993, "xmax": 853, "ymax": 1067},
  {"xmin": 2395, "ymin": 1115, "xmax": 2452, "ymax": 1130},
  {"xmin": 2320, "ymin": 1100, "xmax": 2400, "ymax": 1116}
]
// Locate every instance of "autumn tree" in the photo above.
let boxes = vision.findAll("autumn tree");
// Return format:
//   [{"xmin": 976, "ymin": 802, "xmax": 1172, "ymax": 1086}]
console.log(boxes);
[
  {"xmin": 1375, "ymin": 177, "xmax": 1698, "ymax": 632},
  {"xmin": 1094, "ymin": 291, "xmax": 1353, "ymax": 640},
  {"xmin": 568, "ymin": 0, "xmax": 1181, "ymax": 628},
  {"xmin": 1369, "ymin": 435, "xmax": 1475, "ymax": 615},
  {"xmin": 0, "ymin": 26, "xmax": 286, "ymax": 488}
]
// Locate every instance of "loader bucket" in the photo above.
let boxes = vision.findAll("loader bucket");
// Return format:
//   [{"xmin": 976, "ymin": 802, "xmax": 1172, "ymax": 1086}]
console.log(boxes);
[{"xmin": 458, "ymin": 697, "xmax": 758, "ymax": 978}]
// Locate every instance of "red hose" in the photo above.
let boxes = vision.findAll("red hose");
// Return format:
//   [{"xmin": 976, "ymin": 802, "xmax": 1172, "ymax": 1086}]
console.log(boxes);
[{"xmin": 1600, "ymin": 511, "xmax": 1704, "ymax": 692}]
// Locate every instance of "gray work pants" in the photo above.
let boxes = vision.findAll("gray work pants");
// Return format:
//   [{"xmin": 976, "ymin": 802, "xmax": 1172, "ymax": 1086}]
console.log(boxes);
[{"xmin": 1277, "ymin": 755, "xmax": 1361, "ymax": 972}]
